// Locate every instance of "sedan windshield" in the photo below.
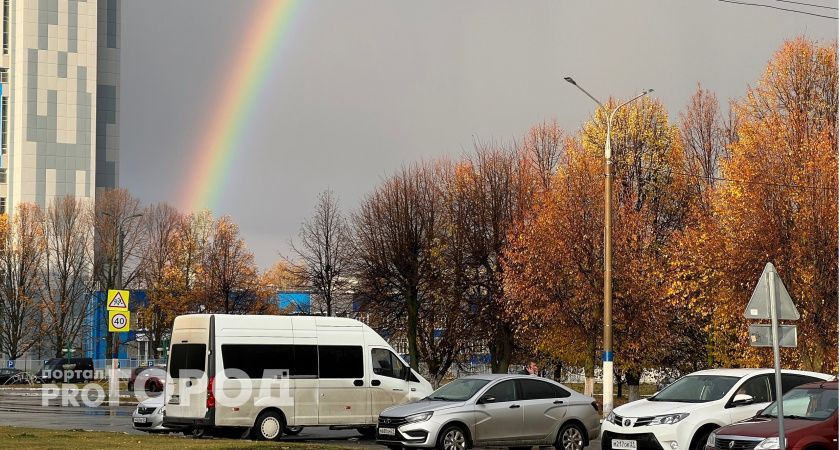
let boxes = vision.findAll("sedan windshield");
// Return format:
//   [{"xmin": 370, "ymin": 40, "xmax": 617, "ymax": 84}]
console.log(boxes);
[
  {"xmin": 761, "ymin": 388, "xmax": 837, "ymax": 421},
  {"xmin": 650, "ymin": 375, "xmax": 739, "ymax": 403},
  {"xmin": 427, "ymin": 378, "xmax": 490, "ymax": 401}
]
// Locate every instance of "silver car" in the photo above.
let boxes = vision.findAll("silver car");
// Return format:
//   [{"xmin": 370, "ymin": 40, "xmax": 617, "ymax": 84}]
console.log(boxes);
[
  {"xmin": 376, "ymin": 374, "xmax": 600, "ymax": 450},
  {"xmin": 132, "ymin": 395, "xmax": 186, "ymax": 433}
]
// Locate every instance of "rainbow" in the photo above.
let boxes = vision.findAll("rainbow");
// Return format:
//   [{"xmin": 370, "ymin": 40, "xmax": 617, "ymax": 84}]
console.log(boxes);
[{"xmin": 180, "ymin": 0, "xmax": 301, "ymax": 212}]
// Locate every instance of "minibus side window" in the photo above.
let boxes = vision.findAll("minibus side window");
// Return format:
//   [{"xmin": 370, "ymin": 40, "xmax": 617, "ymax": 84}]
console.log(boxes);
[
  {"xmin": 372, "ymin": 348, "xmax": 408, "ymax": 380},
  {"xmin": 318, "ymin": 345, "xmax": 363, "ymax": 379},
  {"xmin": 169, "ymin": 344, "xmax": 206, "ymax": 378},
  {"xmin": 221, "ymin": 344, "xmax": 319, "ymax": 379}
]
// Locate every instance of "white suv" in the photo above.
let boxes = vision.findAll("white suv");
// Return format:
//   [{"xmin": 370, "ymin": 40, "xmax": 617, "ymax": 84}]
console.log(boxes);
[{"xmin": 599, "ymin": 368, "xmax": 833, "ymax": 450}]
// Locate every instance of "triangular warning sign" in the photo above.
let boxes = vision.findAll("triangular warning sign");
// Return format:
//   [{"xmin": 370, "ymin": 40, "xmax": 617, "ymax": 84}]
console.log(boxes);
[
  {"xmin": 743, "ymin": 262, "xmax": 800, "ymax": 320},
  {"xmin": 108, "ymin": 291, "xmax": 128, "ymax": 310}
]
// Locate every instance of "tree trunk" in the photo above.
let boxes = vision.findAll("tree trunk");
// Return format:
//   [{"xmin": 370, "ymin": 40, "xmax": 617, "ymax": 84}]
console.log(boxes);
[
  {"xmin": 626, "ymin": 370, "xmax": 641, "ymax": 402},
  {"xmin": 406, "ymin": 289, "xmax": 419, "ymax": 370},
  {"xmin": 584, "ymin": 340, "xmax": 595, "ymax": 396},
  {"xmin": 489, "ymin": 324, "xmax": 513, "ymax": 373}
]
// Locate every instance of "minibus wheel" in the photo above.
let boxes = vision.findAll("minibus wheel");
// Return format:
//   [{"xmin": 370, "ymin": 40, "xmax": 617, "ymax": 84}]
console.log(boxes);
[{"xmin": 252, "ymin": 410, "xmax": 285, "ymax": 441}]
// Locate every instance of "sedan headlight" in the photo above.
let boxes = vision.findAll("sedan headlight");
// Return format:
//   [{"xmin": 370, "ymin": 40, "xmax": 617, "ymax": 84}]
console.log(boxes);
[
  {"xmin": 706, "ymin": 431, "xmax": 716, "ymax": 446},
  {"xmin": 755, "ymin": 437, "xmax": 785, "ymax": 450},
  {"xmin": 405, "ymin": 411, "xmax": 433, "ymax": 423},
  {"xmin": 649, "ymin": 413, "xmax": 689, "ymax": 425}
]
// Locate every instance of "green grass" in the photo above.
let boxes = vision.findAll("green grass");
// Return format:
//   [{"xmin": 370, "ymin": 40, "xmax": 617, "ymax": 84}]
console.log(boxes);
[{"xmin": 0, "ymin": 427, "xmax": 354, "ymax": 450}]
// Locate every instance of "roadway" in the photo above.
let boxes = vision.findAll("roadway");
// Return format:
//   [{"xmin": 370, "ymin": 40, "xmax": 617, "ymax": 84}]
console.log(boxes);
[{"xmin": 0, "ymin": 389, "xmax": 601, "ymax": 449}]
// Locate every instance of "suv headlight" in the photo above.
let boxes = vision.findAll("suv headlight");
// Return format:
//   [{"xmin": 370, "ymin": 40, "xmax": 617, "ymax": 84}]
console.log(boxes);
[
  {"xmin": 649, "ymin": 413, "xmax": 689, "ymax": 425},
  {"xmin": 755, "ymin": 438, "xmax": 785, "ymax": 450},
  {"xmin": 706, "ymin": 431, "xmax": 716, "ymax": 446},
  {"xmin": 605, "ymin": 411, "xmax": 615, "ymax": 424},
  {"xmin": 405, "ymin": 411, "xmax": 433, "ymax": 423}
]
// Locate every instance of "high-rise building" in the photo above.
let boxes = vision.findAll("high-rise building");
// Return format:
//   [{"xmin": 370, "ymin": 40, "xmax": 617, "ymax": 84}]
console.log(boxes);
[{"xmin": 0, "ymin": 0, "xmax": 119, "ymax": 215}]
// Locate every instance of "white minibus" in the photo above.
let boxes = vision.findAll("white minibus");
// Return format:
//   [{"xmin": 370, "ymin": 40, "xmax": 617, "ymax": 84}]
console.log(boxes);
[{"xmin": 162, "ymin": 314, "xmax": 433, "ymax": 440}]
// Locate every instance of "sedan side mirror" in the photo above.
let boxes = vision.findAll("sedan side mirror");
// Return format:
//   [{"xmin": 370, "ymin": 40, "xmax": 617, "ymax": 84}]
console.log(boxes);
[
  {"xmin": 732, "ymin": 394, "xmax": 754, "ymax": 406},
  {"xmin": 478, "ymin": 396, "xmax": 496, "ymax": 404}
]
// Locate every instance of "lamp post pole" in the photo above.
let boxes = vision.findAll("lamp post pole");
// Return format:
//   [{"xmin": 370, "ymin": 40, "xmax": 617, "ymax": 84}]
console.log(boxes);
[{"xmin": 564, "ymin": 77, "xmax": 652, "ymax": 417}]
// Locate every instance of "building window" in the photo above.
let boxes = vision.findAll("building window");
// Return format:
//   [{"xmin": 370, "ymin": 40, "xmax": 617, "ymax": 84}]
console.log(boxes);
[
  {"xmin": 2, "ymin": 0, "xmax": 8, "ymax": 55},
  {"xmin": 0, "ymin": 169, "xmax": 5, "ymax": 184},
  {"xmin": 0, "ymin": 197, "xmax": 6, "ymax": 214},
  {"xmin": 1, "ymin": 96, "xmax": 7, "ymax": 155},
  {"xmin": 0, "ymin": 68, "xmax": 7, "ymax": 83}
]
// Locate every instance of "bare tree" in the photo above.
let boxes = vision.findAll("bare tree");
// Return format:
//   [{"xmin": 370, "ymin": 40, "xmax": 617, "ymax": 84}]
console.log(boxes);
[
  {"xmin": 39, "ymin": 196, "xmax": 94, "ymax": 357},
  {"xmin": 291, "ymin": 190, "xmax": 353, "ymax": 316},
  {"xmin": 353, "ymin": 164, "xmax": 441, "ymax": 370},
  {"xmin": 0, "ymin": 204, "xmax": 46, "ymax": 359},
  {"xmin": 521, "ymin": 120, "xmax": 564, "ymax": 191},
  {"xmin": 137, "ymin": 203, "xmax": 182, "ymax": 358},
  {"xmin": 93, "ymin": 188, "xmax": 144, "ymax": 290}
]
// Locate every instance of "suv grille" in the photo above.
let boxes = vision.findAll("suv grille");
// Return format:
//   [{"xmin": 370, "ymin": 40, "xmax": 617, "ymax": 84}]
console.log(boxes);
[
  {"xmin": 611, "ymin": 414, "xmax": 657, "ymax": 427},
  {"xmin": 715, "ymin": 438, "xmax": 761, "ymax": 450}
]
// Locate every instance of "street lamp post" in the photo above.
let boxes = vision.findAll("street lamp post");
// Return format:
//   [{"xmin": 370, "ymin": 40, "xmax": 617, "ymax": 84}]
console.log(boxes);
[
  {"xmin": 564, "ymin": 77, "xmax": 652, "ymax": 417},
  {"xmin": 102, "ymin": 211, "xmax": 142, "ymax": 406}
]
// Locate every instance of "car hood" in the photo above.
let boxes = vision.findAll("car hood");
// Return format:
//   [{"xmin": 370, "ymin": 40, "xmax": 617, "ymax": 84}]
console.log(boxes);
[
  {"xmin": 137, "ymin": 395, "xmax": 165, "ymax": 408},
  {"xmin": 614, "ymin": 398, "xmax": 709, "ymax": 417},
  {"xmin": 381, "ymin": 399, "xmax": 467, "ymax": 417},
  {"xmin": 716, "ymin": 415, "xmax": 826, "ymax": 438}
]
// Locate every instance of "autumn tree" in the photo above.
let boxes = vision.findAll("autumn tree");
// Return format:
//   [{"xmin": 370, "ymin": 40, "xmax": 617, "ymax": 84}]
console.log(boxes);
[
  {"xmin": 39, "ymin": 196, "xmax": 94, "ymax": 357},
  {"xmin": 679, "ymin": 85, "xmax": 730, "ymax": 211},
  {"xmin": 291, "ymin": 190, "xmax": 354, "ymax": 316},
  {"xmin": 353, "ymin": 164, "xmax": 441, "ymax": 370},
  {"xmin": 198, "ymin": 216, "xmax": 265, "ymax": 314},
  {"xmin": 0, "ymin": 204, "xmax": 46, "ymax": 359},
  {"xmin": 504, "ymin": 137, "xmax": 604, "ymax": 394},
  {"xmin": 710, "ymin": 37, "xmax": 838, "ymax": 372}
]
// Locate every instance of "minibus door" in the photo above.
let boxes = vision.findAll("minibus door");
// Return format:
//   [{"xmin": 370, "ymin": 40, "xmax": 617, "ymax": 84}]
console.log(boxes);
[
  {"xmin": 166, "ymin": 342, "xmax": 209, "ymax": 420},
  {"xmin": 369, "ymin": 347, "xmax": 410, "ymax": 417}
]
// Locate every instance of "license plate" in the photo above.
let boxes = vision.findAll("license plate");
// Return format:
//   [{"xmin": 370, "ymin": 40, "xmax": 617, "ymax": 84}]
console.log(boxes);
[
  {"xmin": 133, "ymin": 417, "xmax": 147, "ymax": 424},
  {"xmin": 612, "ymin": 439, "xmax": 637, "ymax": 450},
  {"xmin": 379, "ymin": 427, "xmax": 395, "ymax": 436}
]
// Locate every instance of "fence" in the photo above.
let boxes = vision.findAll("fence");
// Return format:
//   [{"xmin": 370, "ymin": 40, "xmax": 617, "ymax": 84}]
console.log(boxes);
[{"xmin": 1, "ymin": 359, "xmax": 167, "ymax": 381}]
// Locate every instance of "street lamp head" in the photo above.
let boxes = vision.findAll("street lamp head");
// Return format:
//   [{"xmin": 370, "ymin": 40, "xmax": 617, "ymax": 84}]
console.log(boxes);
[{"xmin": 563, "ymin": 76, "xmax": 577, "ymax": 85}]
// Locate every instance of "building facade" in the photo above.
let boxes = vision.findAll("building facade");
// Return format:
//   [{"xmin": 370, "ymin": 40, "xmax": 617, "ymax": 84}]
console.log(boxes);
[{"xmin": 0, "ymin": 0, "xmax": 119, "ymax": 214}]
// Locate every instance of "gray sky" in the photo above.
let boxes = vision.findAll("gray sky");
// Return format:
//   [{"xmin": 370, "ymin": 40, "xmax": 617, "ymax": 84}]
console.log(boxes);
[{"xmin": 120, "ymin": 0, "xmax": 837, "ymax": 269}]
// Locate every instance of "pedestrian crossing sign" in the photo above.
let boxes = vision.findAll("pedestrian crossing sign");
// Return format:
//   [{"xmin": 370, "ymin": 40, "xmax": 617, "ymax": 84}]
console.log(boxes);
[{"xmin": 107, "ymin": 289, "xmax": 130, "ymax": 311}]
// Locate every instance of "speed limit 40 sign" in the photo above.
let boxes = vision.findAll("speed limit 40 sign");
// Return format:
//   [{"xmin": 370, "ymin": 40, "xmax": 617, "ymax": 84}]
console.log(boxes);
[{"xmin": 108, "ymin": 310, "xmax": 130, "ymax": 333}]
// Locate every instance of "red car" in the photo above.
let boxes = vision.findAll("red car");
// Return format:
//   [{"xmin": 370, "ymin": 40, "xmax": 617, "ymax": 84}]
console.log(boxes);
[
  {"xmin": 128, "ymin": 365, "xmax": 166, "ymax": 393},
  {"xmin": 705, "ymin": 380, "xmax": 838, "ymax": 450}
]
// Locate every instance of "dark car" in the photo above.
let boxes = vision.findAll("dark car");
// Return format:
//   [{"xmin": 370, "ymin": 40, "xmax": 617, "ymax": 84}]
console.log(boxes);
[
  {"xmin": 706, "ymin": 381, "xmax": 838, "ymax": 450},
  {"xmin": 0, "ymin": 368, "xmax": 24, "ymax": 384},
  {"xmin": 38, "ymin": 357, "xmax": 95, "ymax": 383},
  {"xmin": 128, "ymin": 365, "xmax": 165, "ymax": 392}
]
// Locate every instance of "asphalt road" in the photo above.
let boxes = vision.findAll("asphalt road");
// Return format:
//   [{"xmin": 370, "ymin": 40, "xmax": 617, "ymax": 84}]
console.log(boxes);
[{"xmin": 0, "ymin": 389, "xmax": 602, "ymax": 449}]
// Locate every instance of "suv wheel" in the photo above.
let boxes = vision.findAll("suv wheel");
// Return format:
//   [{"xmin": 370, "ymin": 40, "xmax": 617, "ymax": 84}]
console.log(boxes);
[{"xmin": 437, "ymin": 424, "xmax": 468, "ymax": 450}]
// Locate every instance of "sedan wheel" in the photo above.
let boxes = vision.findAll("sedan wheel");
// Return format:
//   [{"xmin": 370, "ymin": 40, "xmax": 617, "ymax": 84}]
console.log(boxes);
[
  {"xmin": 557, "ymin": 423, "xmax": 584, "ymax": 450},
  {"xmin": 438, "ymin": 426, "xmax": 467, "ymax": 450}
]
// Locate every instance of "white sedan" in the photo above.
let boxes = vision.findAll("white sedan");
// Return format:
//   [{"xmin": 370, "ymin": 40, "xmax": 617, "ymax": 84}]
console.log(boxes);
[{"xmin": 132, "ymin": 395, "xmax": 184, "ymax": 433}]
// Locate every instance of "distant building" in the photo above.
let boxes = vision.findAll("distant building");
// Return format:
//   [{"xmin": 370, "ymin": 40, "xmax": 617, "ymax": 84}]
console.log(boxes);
[
  {"xmin": 0, "ymin": 0, "xmax": 121, "ymax": 214},
  {"xmin": 276, "ymin": 291, "xmax": 311, "ymax": 314}
]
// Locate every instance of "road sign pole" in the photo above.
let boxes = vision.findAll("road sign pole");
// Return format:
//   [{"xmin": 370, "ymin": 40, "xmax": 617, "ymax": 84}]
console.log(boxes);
[{"xmin": 768, "ymin": 269, "xmax": 785, "ymax": 449}]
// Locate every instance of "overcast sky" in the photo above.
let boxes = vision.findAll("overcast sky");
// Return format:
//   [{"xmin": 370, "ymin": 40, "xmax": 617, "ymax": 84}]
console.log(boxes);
[{"xmin": 120, "ymin": 1, "xmax": 837, "ymax": 269}]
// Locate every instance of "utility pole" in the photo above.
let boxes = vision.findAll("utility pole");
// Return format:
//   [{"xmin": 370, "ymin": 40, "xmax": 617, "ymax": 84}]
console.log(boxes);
[{"xmin": 564, "ymin": 77, "xmax": 652, "ymax": 416}]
